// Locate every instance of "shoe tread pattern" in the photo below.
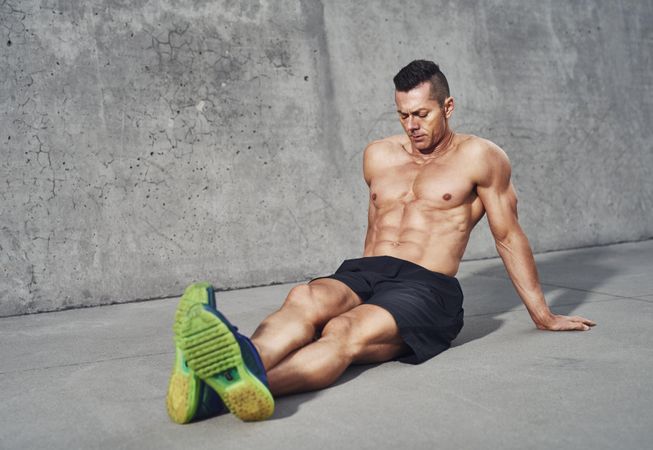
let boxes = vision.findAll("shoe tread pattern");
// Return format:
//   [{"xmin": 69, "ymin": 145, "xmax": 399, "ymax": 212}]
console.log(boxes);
[{"xmin": 178, "ymin": 306, "xmax": 274, "ymax": 421}]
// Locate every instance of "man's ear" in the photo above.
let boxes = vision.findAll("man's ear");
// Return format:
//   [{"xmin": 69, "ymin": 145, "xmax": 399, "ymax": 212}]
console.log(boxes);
[{"xmin": 443, "ymin": 96, "xmax": 455, "ymax": 119}]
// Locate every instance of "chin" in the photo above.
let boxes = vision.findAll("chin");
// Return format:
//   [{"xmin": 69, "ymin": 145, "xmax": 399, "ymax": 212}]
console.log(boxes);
[{"xmin": 413, "ymin": 141, "xmax": 434, "ymax": 152}]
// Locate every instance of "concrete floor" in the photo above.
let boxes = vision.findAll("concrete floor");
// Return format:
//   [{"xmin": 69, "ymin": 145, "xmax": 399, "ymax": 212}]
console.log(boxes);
[{"xmin": 1, "ymin": 240, "xmax": 652, "ymax": 450}]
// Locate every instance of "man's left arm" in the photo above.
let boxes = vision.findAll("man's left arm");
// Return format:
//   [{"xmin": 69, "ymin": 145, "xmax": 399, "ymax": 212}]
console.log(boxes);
[{"xmin": 475, "ymin": 142, "xmax": 596, "ymax": 331}]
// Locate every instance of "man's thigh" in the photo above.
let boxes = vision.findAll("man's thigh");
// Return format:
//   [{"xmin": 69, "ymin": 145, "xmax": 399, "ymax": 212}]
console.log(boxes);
[{"xmin": 326, "ymin": 303, "xmax": 411, "ymax": 364}]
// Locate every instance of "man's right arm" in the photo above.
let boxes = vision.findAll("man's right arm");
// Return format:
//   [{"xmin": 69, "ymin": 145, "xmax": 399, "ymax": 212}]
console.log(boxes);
[
  {"xmin": 362, "ymin": 141, "xmax": 382, "ymax": 254},
  {"xmin": 364, "ymin": 195, "xmax": 377, "ymax": 255}
]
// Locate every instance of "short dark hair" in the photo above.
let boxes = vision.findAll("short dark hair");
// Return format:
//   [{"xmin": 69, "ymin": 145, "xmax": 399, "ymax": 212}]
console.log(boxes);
[{"xmin": 393, "ymin": 60, "xmax": 450, "ymax": 106}]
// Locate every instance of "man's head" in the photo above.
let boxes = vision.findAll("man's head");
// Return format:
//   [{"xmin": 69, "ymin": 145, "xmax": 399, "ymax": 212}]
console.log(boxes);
[
  {"xmin": 393, "ymin": 59, "xmax": 450, "ymax": 106},
  {"xmin": 394, "ymin": 60, "xmax": 454, "ymax": 154}
]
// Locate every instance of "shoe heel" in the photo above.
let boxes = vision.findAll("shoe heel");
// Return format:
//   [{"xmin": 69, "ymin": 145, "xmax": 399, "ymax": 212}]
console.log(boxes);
[
  {"xmin": 167, "ymin": 282, "xmax": 218, "ymax": 424},
  {"xmin": 166, "ymin": 359, "xmax": 195, "ymax": 423}
]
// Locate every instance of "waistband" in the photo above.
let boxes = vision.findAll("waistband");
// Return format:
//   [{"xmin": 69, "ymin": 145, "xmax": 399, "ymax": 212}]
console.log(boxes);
[{"xmin": 345, "ymin": 255, "xmax": 460, "ymax": 284}]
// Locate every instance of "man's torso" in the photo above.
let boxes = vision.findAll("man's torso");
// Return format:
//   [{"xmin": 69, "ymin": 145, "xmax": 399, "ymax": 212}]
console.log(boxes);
[{"xmin": 364, "ymin": 133, "xmax": 489, "ymax": 276}]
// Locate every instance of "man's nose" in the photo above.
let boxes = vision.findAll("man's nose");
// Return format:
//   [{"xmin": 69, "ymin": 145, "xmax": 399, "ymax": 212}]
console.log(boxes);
[{"xmin": 407, "ymin": 117, "xmax": 419, "ymax": 131}]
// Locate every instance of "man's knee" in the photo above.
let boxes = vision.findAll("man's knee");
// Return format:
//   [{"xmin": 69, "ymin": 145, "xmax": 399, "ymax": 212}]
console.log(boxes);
[
  {"xmin": 281, "ymin": 284, "xmax": 322, "ymax": 323},
  {"xmin": 283, "ymin": 284, "xmax": 314, "ymax": 308},
  {"xmin": 321, "ymin": 315, "xmax": 359, "ymax": 359}
]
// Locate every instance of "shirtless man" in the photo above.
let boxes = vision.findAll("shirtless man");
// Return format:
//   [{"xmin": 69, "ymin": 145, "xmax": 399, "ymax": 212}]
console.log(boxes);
[{"xmin": 165, "ymin": 60, "xmax": 596, "ymax": 424}]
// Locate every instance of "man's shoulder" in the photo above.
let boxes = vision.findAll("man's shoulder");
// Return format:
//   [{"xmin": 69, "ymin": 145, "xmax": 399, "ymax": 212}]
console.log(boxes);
[
  {"xmin": 457, "ymin": 134, "xmax": 511, "ymax": 185},
  {"xmin": 363, "ymin": 135, "xmax": 407, "ymax": 165},
  {"xmin": 362, "ymin": 135, "xmax": 407, "ymax": 185},
  {"xmin": 457, "ymin": 134, "xmax": 506, "ymax": 157},
  {"xmin": 458, "ymin": 134, "xmax": 510, "ymax": 171},
  {"xmin": 364, "ymin": 135, "xmax": 407, "ymax": 154}
]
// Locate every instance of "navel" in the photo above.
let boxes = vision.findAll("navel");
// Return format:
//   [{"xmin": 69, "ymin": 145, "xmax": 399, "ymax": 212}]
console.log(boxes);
[
  {"xmin": 443, "ymin": 193, "xmax": 452, "ymax": 201},
  {"xmin": 372, "ymin": 193, "xmax": 377, "ymax": 200}
]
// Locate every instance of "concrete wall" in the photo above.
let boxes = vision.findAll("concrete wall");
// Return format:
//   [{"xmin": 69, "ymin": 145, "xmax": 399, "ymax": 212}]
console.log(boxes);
[{"xmin": 1, "ymin": 0, "xmax": 651, "ymax": 316}]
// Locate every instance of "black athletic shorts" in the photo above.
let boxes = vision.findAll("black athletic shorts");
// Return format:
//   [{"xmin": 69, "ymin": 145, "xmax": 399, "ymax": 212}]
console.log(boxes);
[{"xmin": 310, "ymin": 255, "xmax": 464, "ymax": 364}]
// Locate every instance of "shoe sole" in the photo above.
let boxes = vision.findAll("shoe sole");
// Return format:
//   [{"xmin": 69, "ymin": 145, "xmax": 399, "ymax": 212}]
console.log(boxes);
[
  {"xmin": 166, "ymin": 282, "xmax": 215, "ymax": 424},
  {"xmin": 176, "ymin": 305, "xmax": 274, "ymax": 421}
]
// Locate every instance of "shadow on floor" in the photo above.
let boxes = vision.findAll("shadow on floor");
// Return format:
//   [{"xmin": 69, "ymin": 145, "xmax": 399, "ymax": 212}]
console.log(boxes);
[
  {"xmin": 270, "ymin": 363, "xmax": 380, "ymax": 419},
  {"xmin": 453, "ymin": 246, "xmax": 615, "ymax": 346}
]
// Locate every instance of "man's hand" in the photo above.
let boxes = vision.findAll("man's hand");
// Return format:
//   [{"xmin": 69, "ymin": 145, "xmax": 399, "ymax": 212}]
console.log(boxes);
[{"xmin": 536, "ymin": 313, "xmax": 596, "ymax": 331}]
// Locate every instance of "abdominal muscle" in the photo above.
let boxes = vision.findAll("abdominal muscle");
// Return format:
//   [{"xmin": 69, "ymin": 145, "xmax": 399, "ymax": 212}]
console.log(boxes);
[{"xmin": 363, "ymin": 201, "xmax": 480, "ymax": 277}]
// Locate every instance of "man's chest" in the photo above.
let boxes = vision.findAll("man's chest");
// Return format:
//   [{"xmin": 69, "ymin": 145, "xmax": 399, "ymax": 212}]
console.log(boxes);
[{"xmin": 370, "ymin": 160, "xmax": 476, "ymax": 209}]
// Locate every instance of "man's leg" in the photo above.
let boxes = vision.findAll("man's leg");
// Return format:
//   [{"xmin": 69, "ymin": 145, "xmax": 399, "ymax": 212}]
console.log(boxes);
[
  {"xmin": 251, "ymin": 278, "xmax": 363, "ymax": 370},
  {"xmin": 264, "ymin": 304, "xmax": 410, "ymax": 396}
]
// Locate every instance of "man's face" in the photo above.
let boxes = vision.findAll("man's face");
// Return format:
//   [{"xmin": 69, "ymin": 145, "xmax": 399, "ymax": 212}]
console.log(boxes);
[{"xmin": 395, "ymin": 82, "xmax": 450, "ymax": 153}]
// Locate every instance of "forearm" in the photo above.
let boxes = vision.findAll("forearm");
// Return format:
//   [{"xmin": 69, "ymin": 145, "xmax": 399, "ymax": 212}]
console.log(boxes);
[{"xmin": 495, "ymin": 230, "xmax": 553, "ymax": 327}]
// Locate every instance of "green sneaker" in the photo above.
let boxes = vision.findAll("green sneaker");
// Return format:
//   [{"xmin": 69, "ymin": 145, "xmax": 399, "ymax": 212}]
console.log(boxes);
[
  {"xmin": 176, "ymin": 303, "xmax": 275, "ymax": 421},
  {"xmin": 166, "ymin": 282, "xmax": 227, "ymax": 424}
]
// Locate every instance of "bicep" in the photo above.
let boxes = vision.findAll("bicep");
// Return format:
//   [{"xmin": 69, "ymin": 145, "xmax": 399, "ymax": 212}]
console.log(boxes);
[
  {"xmin": 363, "ymin": 140, "xmax": 387, "ymax": 187},
  {"xmin": 475, "ymin": 147, "xmax": 520, "ymax": 242},
  {"xmin": 363, "ymin": 143, "xmax": 376, "ymax": 187}
]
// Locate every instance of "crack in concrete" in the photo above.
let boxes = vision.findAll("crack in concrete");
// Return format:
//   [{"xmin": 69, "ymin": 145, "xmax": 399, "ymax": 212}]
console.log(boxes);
[
  {"xmin": 0, "ymin": 350, "xmax": 172, "ymax": 376},
  {"xmin": 30, "ymin": 134, "xmax": 58, "ymax": 200},
  {"xmin": 148, "ymin": 22, "xmax": 191, "ymax": 68}
]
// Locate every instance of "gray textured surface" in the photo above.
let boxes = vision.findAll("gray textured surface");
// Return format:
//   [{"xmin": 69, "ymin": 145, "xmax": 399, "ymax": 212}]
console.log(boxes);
[
  {"xmin": 1, "ymin": 0, "xmax": 652, "ymax": 315},
  {"xmin": 1, "ymin": 240, "xmax": 652, "ymax": 450}
]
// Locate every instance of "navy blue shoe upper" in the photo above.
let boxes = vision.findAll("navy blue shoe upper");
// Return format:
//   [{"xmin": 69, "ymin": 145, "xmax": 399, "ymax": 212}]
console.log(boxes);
[{"xmin": 202, "ymin": 304, "xmax": 270, "ymax": 388}]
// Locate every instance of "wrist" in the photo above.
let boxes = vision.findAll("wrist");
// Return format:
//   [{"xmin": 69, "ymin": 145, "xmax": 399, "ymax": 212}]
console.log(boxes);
[{"xmin": 531, "ymin": 308, "xmax": 555, "ymax": 329}]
